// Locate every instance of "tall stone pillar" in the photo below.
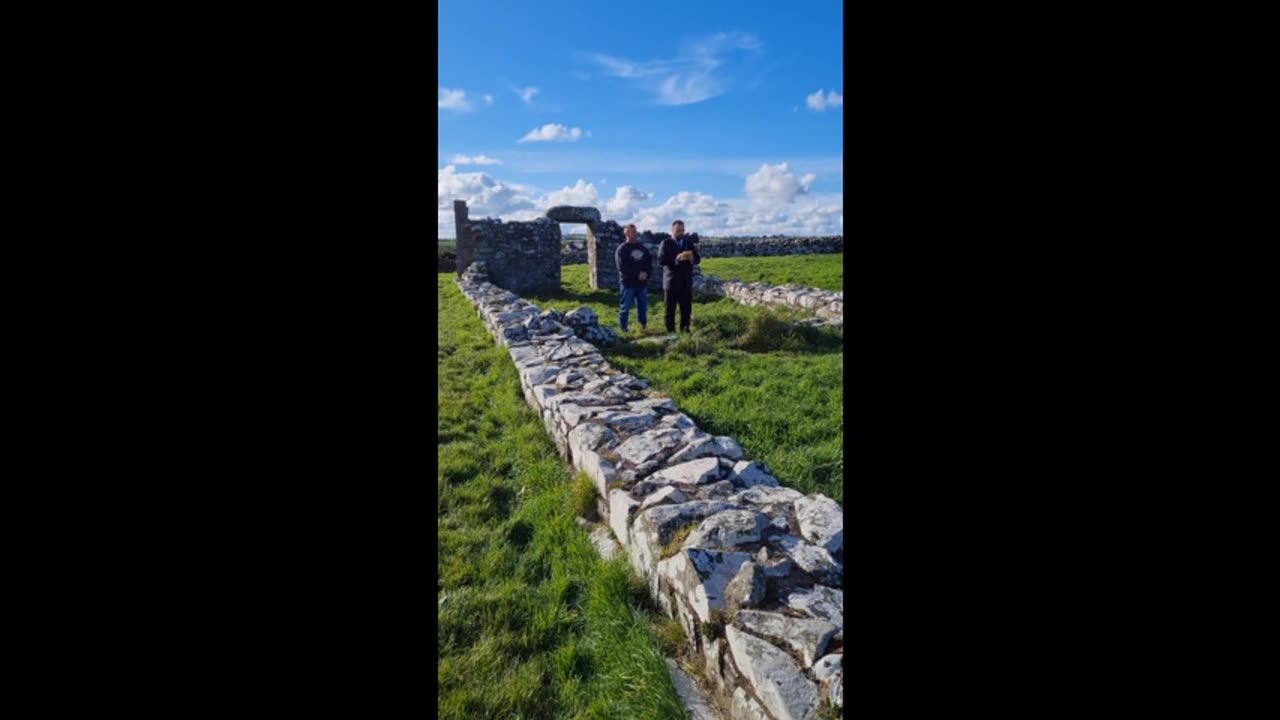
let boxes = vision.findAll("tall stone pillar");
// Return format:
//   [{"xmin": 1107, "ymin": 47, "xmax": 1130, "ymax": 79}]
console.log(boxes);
[{"xmin": 454, "ymin": 200, "xmax": 472, "ymax": 276}]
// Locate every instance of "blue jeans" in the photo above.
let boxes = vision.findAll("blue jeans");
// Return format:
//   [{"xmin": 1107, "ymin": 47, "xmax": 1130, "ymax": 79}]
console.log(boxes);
[{"xmin": 619, "ymin": 286, "xmax": 648, "ymax": 331}]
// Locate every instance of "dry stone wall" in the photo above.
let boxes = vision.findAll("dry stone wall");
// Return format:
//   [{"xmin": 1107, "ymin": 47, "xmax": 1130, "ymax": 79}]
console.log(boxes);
[
  {"xmin": 453, "ymin": 200, "xmax": 561, "ymax": 294},
  {"xmin": 456, "ymin": 261, "xmax": 844, "ymax": 720},
  {"xmin": 695, "ymin": 274, "xmax": 844, "ymax": 328}
]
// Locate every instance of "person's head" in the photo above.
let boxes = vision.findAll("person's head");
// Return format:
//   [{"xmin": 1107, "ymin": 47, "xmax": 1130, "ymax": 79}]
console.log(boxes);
[
  {"xmin": 672, "ymin": 219, "xmax": 685, "ymax": 238},
  {"xmin": 624, "ymin": 223, "xmax": 638, "ymax": 242}
]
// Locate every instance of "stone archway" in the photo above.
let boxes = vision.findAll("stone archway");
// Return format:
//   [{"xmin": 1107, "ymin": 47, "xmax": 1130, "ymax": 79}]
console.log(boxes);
[{"xmin": 547, "ymin": 206, "xmax": 620, "ymax": 290}]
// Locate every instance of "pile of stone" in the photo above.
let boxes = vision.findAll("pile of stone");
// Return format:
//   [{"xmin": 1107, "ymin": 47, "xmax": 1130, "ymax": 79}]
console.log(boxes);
[
  {"xmin": 461, "ymin": 263, "xmax": 621, "ymax": 347},
  {"xmin": 695, "ymin": 274, "xmax": 844, "ymax": 328},
  {"xmin": 456, "ymin": 263, "xmax": 844, "ymax": 720}
]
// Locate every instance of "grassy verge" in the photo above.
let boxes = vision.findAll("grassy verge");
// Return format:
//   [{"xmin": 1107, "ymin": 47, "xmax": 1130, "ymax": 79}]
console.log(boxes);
[
  {"xmin": 700, "ymin": 252, "xmax": 844, "ymax": 291},
  {"xmin": 512, "ymin": 256, "xmax": 844, "ymax": 501},
  {"xmin": 438, "ymin": 276, "xmax": 688, "ymax": 720}
]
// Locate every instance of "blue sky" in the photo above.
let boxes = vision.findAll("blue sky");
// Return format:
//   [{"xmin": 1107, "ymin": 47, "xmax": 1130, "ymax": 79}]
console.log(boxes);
[{"xmin": 438, "ymin": 0, "xmax": 843, "ymax": 237}]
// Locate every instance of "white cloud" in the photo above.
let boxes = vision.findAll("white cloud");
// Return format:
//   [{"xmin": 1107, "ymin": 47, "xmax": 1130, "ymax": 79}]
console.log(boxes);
[
  {"xmin": 438, "ymin": 165, "xmax": 539, "ymax": 236},
  {"xmin": 438, "ymin": 87, "xmax": 472, "ymax": 111},
  {"xmin": 745, "ymin": 162, "xmax": 816, "ymax": 207},
  {"xmin": 806, "ymin": 88, "xmax": 843, "ymax": 112},
  {"xmin": 542, "ymin": 179, "xmax": 600, "ymax": 207},
  {"xmin": 518, "ymin": 86, "xmax": 540, "ymax": 104},
  {"xmin": 590, "ymin": 31, "xmax": 762, "ymax": 106},
  {"xmin": 604, "ymin": 185, "xmax": 653, "ymax": 220},
  {"xmin": 451, "ymin": 154, "xmax": 502, "ymax": 166},
  {"xmin": 518, "ymin": 123, "xmax": 586, "ymax": 143},
  {"xmin": 438, "ymin": 162, "xmax": 842, "ymax": 239},
  {"xmin": 483, "ymin": 94, "xmax": 494, "ymax": 105}
]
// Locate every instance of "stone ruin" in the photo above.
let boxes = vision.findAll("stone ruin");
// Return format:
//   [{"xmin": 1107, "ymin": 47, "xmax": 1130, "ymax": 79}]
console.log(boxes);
[
  {"xmin": 455, "ymin": 261, "xmax": 845, "ymax": 720},
  {"xmin": 453, "ymin": 200, "xmax": 561, "ymax": 294},
  {"xmin": 453, "ymin": 201, "xmax": 687, "ymax": 294}
]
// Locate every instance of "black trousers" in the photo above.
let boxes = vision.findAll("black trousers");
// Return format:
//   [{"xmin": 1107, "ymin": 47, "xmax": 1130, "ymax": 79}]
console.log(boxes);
[{"xmin": 664, "ymin": 280, "xmax": 692, "ymax": 332}]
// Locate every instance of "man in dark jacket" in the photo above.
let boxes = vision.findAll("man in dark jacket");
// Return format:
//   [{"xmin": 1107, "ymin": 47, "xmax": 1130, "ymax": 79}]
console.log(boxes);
[
  {"xmin": 614, "ymin": 223, "xmax": 653, "ymax": 333},
  {"xmin": 658, "ymin": 219, "xmax": 700, "ymax": 333}
]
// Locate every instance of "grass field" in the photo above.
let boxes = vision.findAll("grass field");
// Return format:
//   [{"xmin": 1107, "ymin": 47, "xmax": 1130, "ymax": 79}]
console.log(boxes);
[
  {"xmin": 507, "ymin": 252, "xmax": 843, "ymax": 502},
  {"xmin": 700, "ymin": 252, "xmax": 844, "ymax": 292},
  {"xmin": 438, "ymin": 277, "xmax": 689, "ymax": 719}
]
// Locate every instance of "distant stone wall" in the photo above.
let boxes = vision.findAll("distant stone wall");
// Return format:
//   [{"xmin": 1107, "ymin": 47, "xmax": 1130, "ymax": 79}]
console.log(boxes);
[
  {"xmin": 566, "ymin": 233, "xmax": 842, "ymax": 269},
  {"xmin": 696, "ymin": 274, "xmax": 844, "ymax": 327},
  {"xmin": 454, "ymin": 200, "xmax": 561, "ymax": 294},
  {"xmin": 699, "ymin": 236, "xmax": 843, "ymax": 257},
  {"xmin": 456, "ymin": 261, "xmax": 845, "ymax": 720}
]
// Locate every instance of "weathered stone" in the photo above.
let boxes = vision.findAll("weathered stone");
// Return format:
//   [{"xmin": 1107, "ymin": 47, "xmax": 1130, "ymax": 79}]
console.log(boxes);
[
  {"xmin": 755, "ymin": 546, "xmax": 795, "ymax": 578},
  {"xmin": 669, "ymin": 435, "xmax": 745, "ymax": 465},
  {"xmin": 628, "ymin": 501, "xmax": 735, "ymax": 586},
  {"xmin": 564, "ymin": 306, "xmax": 599, "ymax": 327},
  {"xmin": 657, "ymin": 547, "xmax": 754, "ymax": 624},
  {"xmin": 649, "ymin": 457, "xmax": 724, "ymax": 486},
  {"xmin": 595, "ymin": 410, "xmax": 659, "ymax": 433},
  {"xmin": 697, "ymin": 479, "xmax": 736, "ymax": 499},
  {"xmin": 683, "ymin": 509, "xmax": 770, "ymax": 550},
  {"xmin": 783, "ymin": 585, "xmax": 843, "ymax": 628},
  {"xmin": 769, "ymin": 535, "xmax": 842, "ymax": 583},
  {"xmin": 557, "ymin": 403, "xmax": 602, "ymax": 428},
  {"xmin": 568, "ymin": 422, "xmax": 619, "ymax": 457},
  {"xmin": 627, "ymin": 397, "xmax": 678, "ymax": 414},
  {"xmin": 658, "ymin": 412, "xmax": 698, "ymax": 431},
  {"xmin": 532, "ymin": 384, "xmax": 557, "ymax": 408},
  {"xmin": 732, "ymin": 460, "xmax": 781, "ymax": 488},
  {"xmin": 813, "ymin": 654, "xmax": 841, "ymax": 683},
  {"xmin": 590, "ymin": 525, "xmax": 622, "ymax": 560},
  {"xmin": 639, "ymin": 485, "xmax": 690, "ymax": 511},
  {"xmin": 546, "ymin": 205, "xmax": 601, "ymax": 223},
  {"xmin": 724, "ymin": 625, "xmax": 820, "ymax": 720},
  {"xmin": 732, "ymin": 686, "xmax": 770, "ymax": 720},
  {"xmin": 794, "ymin": 494, "xmax": 843, "ymax": 554},
  {"xmin": 724, "ymin": 561, "xmax": 767, "ymax": 612},
  {"xmin": 524, "ymin": 365, "xmax": 560, "ymax": 387},
  {"xmin": 608, "ymin": 489, "xmax": 641, "ymax": 547},
  {"xmin": 577, "ymin": 449, "xmax": 617, "ymax": 498},
  {"xmin": 734, "ymin": 610, "xmax": 838, "ymax": 668},
  {"xmin": 732, "ymin": 485, "xmax": 803, "ymax": 506},
  {"xmin": 665, "ymin": 659, "xmax": 718, "ymax": 720},
  {"xmin": 614, "ymin": 427, "xmax": 684, "ymax": 467}
]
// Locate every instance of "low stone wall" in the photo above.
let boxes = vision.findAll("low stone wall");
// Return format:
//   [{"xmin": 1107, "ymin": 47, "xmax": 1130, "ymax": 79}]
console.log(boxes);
[
  {"xmin": 696, "ymin": 274, "xmax": 844, "ymax": 327},
  {"xmin": 456, "ymin": 261, "xmax": 844, "ymax": 720}
]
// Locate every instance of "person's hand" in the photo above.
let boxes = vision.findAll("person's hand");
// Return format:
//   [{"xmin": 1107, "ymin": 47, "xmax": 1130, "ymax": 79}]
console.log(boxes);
[{"xmin": 638, "ymin": 272, "xmax": 647, "ymax": 281}]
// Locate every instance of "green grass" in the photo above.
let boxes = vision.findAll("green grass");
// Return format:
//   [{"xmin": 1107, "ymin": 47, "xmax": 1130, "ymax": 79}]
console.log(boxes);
[
  {"xmin": 510, "ymin": 254, "xmax": 844, "ymax": 502},
  {"xmin": 700, "ymin": 252, "xmax": 844, "ymax": 292},
  {"xmin": 438, "ymin": 276, "xmax": 689, "ymax": 720}
]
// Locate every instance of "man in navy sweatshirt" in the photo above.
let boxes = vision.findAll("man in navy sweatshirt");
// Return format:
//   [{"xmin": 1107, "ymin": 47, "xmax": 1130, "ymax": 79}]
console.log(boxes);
[
  {"xmin": 614, "ymin": 223, "xmax": 653, "ymax": 333},
  {"xmin": 658, "ymin": 219, "xmax": 700, "ymax": 333}
]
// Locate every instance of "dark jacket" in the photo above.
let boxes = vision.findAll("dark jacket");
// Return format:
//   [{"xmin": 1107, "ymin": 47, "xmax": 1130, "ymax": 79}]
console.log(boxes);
[
  {"xmin": 659, "ymin": 235, "xmax": 700, "ymax": 288},
  {"xmin": 615, "ymin": 240, "xmax": 654, "ymax": 289}
]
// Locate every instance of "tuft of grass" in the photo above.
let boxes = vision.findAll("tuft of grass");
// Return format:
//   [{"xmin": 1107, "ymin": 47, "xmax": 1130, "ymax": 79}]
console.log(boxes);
[
  {"xmin": 653, "ymin": 615, "xmax": 687, "ymax": 656},
  {"xmin": 569, "ymin": 471, "xmax": 599, "ymax": 521},
  {"xmin": 660, "ymin": 521, "xmax": 698, "ymax": 560}
]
